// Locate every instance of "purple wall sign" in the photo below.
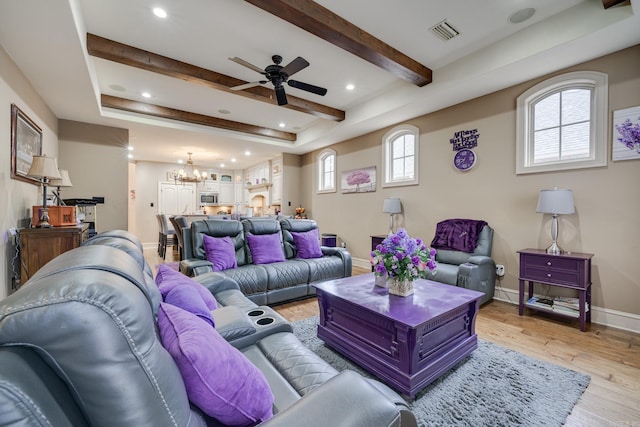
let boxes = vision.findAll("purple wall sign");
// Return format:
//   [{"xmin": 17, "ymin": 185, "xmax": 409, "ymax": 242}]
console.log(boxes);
[{"xmin": 450, "ymin": 129, "xmax": 479, "ymax": 151}]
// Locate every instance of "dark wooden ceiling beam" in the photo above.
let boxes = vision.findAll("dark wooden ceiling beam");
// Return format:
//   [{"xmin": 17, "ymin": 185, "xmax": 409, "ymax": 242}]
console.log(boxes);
[
  {"xmin": 101, "ymin": 95, "xmax": 296, "ymax": 142},
  {"xmin": 244, "ymin": 0, "xmax": 432, "ymax": 87},
  {"xmin": 601, "ymin": 0, "xmax": 629, "ymax": 9},
  {"xmin": 87, "ymin": 34, "xmax": 345, "ymax": 122}
]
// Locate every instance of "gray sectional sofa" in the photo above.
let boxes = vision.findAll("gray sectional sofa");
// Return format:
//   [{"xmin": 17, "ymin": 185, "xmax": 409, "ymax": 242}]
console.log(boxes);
[
  {"xmin": 180, "ymin": 218, "xmax": 351, "ymax": 305},
  {"xmin": 0, "ymin": 230, "xmax": 416, "ymax": 427}
]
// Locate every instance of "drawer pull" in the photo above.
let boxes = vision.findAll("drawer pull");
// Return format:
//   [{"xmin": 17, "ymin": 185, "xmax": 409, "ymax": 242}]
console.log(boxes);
[
  {"xmin": 547, "ymin": 273, "xmax": 552, "ymax": 278},
  {"xmin": 547, "ymin": 262, "xmax": 552, "ymax": 266}
]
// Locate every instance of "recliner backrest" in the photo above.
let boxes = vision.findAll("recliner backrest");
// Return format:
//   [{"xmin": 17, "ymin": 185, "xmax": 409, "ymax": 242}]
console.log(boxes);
[
  {"xmin": 241, "ymin": 218, "xmax": 284, "ymax": 264},
  {"xmin": 190, "ymin": 219, "xmax": 248, "ymax": 266},
  {"xmin": 435, "ymin": 224, "xmax": 494, "ymax": 265},
  {"xmin": 280, "ymin": 218, "xmax": 319, "ymax": 259}
]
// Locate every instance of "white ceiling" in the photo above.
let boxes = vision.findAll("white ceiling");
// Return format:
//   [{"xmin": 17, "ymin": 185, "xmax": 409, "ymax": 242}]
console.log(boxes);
[{"xmin": 0, "ymin": 0, "xmax": 639, "ymax": 170}]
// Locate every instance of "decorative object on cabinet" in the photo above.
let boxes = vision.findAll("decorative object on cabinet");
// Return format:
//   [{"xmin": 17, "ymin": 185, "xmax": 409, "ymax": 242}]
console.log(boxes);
[
  {"xmin": 536, "ymin": 188, "xmax": 575, "ymax": 254},
  {"xmin": 382, "ymin": 197, "xmax": 401, "ymax": 233},
  {"xmin": 18, "ymin": 223, "xmax": 89, "ymax": 282},
  {"xmin": 518, "ymin": 248, "xmax": 593, "ymax": 331},
  {"xmin": 612, "ymin": 105, "xmax": 640, "ymax": 161},
  {"xmin": 50, "ymin": 169, "xmax": 73, "ymax": 205},
  {"xmin": 294, "ymin": 206, "xmax": 307, "ymax": 219},
  {"xmin": 27, "ymin": 155, "xmax": 62, "ymax": 228},
  {"xmin": 10, "ymin": 103, "xmax": 43, "ymax": 184},
  {"xmin": 341, "ymin": 166, "xmax": 376, "ymax": 193}
]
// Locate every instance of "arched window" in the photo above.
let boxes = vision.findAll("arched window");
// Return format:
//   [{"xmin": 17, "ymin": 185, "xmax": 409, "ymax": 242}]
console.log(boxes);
[
  {"xmin": 516, "ymin": 71, "xmax": 608, "ymax": 174},
  {"xmin": 317, "ymin": 148, "xmax": 336, "ymax": 193},
  {"xmin": 382, "ymin": 124, "xmax": 419, "ymax": 187}
]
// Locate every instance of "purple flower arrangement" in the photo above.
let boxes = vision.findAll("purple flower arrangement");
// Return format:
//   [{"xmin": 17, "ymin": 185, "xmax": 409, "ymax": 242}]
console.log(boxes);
[
  {"xmin": 615, "ymin": 116, "xmax": 640, "ymax": 153},
  {"xmin": 370, "ymin": 228, "xmax": 437, "ymax": 282}
]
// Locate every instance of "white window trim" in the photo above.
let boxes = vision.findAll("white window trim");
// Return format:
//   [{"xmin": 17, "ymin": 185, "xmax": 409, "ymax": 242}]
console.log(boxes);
[
  {"xmin": 516, "ymin": 71, "xmax": 608, "ymax": 174},
  {"xmin": 317, "ymin": 148, "xmax": 336, "ymax": 193},
  {"xmin": 382, "ymin": 124, "xmax": 420, "ymax": 188}
]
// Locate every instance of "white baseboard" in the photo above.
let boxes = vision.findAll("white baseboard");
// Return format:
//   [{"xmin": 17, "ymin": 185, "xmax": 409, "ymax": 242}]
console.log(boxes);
[{"xmin": 354, "ymin": 257, "xmax": 640, "ymax": 334}]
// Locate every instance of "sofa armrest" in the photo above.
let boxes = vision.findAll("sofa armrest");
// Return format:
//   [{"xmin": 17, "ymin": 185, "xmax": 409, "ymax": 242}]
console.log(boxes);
[
  {"xmin": 466, "ymin": 255, "xmax": 495, "ymax": 266},
  {"xmin": 321, "ymin": 247, "xmax": 352, "ymax": 277},
  {"xmin": 260, "ymin": 371, "xmax": 416, "ymax": 427},
  {"xmin": 179, "ymin": 258, "xmax": 213, "ymax": 277},
  {"xmin": 457, "ymin": 257, "xmax": 496, "ymax": 304}
]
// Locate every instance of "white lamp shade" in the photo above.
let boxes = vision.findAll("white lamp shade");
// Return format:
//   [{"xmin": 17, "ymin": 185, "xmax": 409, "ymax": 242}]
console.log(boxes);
[
  {"xmin": 536, "ymin": 189, "xmax": 575, "ymax": 215},
  {"xmin": 50, "ymin": 169, "xmax": 73, "ymax": 187},
  {"xmin": 27, "ymin": 155, "xmax": 61, "ymax": 180},
  {"xmin": 383, "ymin": 198, "xmax": 402, "ymax": 214}
]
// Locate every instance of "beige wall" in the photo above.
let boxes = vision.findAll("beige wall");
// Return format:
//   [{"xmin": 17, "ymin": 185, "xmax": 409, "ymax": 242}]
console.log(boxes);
[
  {"xmin": 58, "ymin": 120, "xmax": 129, "ymax": 233},
  {"xmin": 0, "ymin": 45, "xmax": 58, "ymax": 299},
  {"xmin": 302, "ymin": 45, "xmax": 640, "ymax": 320}
]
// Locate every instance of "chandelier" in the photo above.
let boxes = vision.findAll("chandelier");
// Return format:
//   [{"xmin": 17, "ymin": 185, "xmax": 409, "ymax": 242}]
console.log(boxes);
[{"xmin": 172, "ymin": 152, "xmax": 208, "ymax": 184}]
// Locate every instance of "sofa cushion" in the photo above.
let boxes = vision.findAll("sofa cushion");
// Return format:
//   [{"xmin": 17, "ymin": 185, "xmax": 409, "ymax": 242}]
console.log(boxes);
[
  {"xmin": 291, "ymin": 229, "xmax": 323, "ymax": 259},
  {"xmin": 156, "ymin": 264, "xmax": 218, "ymax": 310},
  {"xmin": 246, "ymin": 233, "xmax": 285, "ymax": 265},
  {"xmin": 157, "ymin": 303, "xmax": 273, "ymax": 426},
  {"xmin": 203, "ymin": 234, "xmax": 238, "ymax": 271},
  {"xmin": 164, "ymin": 285, "xmax": 215, "ymax": 328}
]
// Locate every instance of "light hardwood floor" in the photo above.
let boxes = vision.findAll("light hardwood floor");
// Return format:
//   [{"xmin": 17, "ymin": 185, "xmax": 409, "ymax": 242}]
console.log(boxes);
[{"xmin": 150, "ymin": 249, "xmax": 640, "ymax": 427}]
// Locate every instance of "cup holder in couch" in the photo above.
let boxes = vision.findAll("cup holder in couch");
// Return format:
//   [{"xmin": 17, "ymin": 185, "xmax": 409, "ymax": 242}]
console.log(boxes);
[
  {"xmin": 255, "ymin": 317, "xmax": 275, "ymax": 326},
  {"xmin": 248, "ymin": 309, "xmax": 266, "ymax": 317}
]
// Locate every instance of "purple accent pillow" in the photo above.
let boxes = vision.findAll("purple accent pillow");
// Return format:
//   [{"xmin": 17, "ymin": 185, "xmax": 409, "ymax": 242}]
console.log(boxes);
[
  {"xmin": 246, "ymin": 233, "xmax": 285, "ymax": 264},
  {"xmin": 291, "ymin": 229, "xmax": 323, "ymax": 259},
  {"xmin": 202, "ymin": 234, "xmax": 238, "ymax": 271},
  {"xmin": 155, "ymin": 264, "xmax": 218, "ymax": 310},
  {"xmin": 158, "ymin": 303, "xmax": 274, "ymax": 425},
  {"xmin": 165, "ymin": 285, "xmax": 215, "ymax": 328}
]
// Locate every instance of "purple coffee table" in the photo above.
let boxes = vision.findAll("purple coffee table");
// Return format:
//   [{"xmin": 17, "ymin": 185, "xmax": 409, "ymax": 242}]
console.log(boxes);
[{"xmin": 313, "ymin": 274, "xmax": 483, "ymax": 398}]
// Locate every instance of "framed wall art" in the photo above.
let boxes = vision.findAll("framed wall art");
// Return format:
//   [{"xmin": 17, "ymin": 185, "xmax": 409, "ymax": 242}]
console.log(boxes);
[
  {"xmin": 341, "ymin": 166, "xmax": 376, "ymax": 193},
  {"xmin": 612, "ymin": 105, "xmax": 640, "ymax": 161},
  {"xmin": 10, "ymin": 104, "xmax": 42, "ymax": 184}
]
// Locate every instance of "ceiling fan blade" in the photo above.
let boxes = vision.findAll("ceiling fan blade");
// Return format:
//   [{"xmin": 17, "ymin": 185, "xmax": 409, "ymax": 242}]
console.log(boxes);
[
  {"xmin": 274, "ymin": 85, "xmax": 288, "ymax": 105},
  {"xmin": 288, "ymin": 80, "xmax": 327, "ymax": 96},
  {"xmin": 230, "ymin": 81, "xmax": 267, "ymax": 91},
  {"xmin": 281, "ymin": 56, "xmax": 309, "ymax": 77},
  {"xmin": 228, "ymin": 57, "xmax": 266, "ymax": 75}
]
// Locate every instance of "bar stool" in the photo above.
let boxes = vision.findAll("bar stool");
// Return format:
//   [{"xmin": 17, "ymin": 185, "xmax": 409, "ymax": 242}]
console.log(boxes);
[
  {"xmin": 169, "ymin": 215, "xmax": 188, "ymax": 260},
  {"xmin": 159, "ymin": 213, "xmax": 177, "ymax": 260}
]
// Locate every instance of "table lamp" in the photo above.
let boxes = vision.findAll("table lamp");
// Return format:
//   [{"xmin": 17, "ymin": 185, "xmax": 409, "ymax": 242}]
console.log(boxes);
[
  {"xmin": 383, "ymin": 198, "xmax": 402, "ymax": 234},
  {"xmin": 536, "ymin": 188, "xmax": 575, "ymax": 254},
  {"xmin": 50, "ymin": 169, "xmax": 73, "ymax": 205},
  {"xmin": 27, "ymin": 155, "xmax": 62, "ymax": 228}
]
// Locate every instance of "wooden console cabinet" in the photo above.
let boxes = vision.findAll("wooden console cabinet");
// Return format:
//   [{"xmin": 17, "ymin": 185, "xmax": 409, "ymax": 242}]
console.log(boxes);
[{"xmin": 19, "ymin": 224, "xmax": 89, "ymax": 283}]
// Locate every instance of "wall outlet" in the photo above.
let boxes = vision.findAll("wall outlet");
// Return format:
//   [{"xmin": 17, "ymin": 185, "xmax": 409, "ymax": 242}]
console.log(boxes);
[{"xmin": 496, "ymin": 264, "xmax": 505, "ymax": 277}]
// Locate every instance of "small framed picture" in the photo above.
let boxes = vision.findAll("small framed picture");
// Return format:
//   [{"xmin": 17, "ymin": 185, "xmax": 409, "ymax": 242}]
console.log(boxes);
[{"xmin": 612, "ymin": 105, "xmax": 640, "ymax": 161}]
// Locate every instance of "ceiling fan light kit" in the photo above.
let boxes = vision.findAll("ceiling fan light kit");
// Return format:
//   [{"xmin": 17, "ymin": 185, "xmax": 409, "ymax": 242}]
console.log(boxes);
[{"xmin": 229, "ymin": 54, "xmax": 327, "ymax": 106}]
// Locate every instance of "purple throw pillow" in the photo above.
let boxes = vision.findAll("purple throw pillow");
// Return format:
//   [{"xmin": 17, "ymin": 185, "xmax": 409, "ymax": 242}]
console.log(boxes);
[
  {"xmin": 164, "ymin": 285, "xmax": 215, "ymax": 328},
  {"xmin": 291, "ymin": 229, "xmax": 323, "ymax": 259},
  {"xmin": 155, "ymin": 264, "xmax": 218, "ymax": 310},
  {"xmin": 246, "ymin": 233, "xmax": 285, "ymax": 264},
  {"xmin": 157, "ymin": 303, "xmax": 274, "ymax": 425},
  {"xmin": 202, "ymin": 234, "xmax": 238, "ymax": 271}
]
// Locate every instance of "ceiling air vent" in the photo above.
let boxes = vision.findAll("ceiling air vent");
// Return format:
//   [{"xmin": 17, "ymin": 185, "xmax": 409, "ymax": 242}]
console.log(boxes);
[{"xmin": 430, "ymin": 20, "xmax": 460, "ymax": 41}]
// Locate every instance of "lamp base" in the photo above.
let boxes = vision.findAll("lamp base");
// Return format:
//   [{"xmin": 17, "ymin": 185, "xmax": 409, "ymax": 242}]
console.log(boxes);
[
  {"xmin": 37, "ymin": 208, "xmax": 52, "ymax": 228},
  {"xmin": 545, "ymin": 242, "xmax": 563, "ymax": 255}
]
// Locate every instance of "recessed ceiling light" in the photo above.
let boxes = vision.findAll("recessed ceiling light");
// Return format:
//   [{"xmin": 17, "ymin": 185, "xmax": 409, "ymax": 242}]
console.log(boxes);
[
  {"xmin": 231, "ymin": 158, "xmax": 237, "ymax": 163},
  {"xmin": 244, "ymin": 150, "xmax": 251, "ymax": 156},
  {"xmin": 220, "ymin": 163, "xmax": 225, "ymax": 168},
  {"xmin": 141, "ymin": 92, "xmax": 151, "ymax": 98},
  {"xmin": 127, "ymin": 146, "xmax": 134, "ymax": 151},
  {"xmin": 508, "ymin": 8, "xmax": 535, "ymax": 24},
  {"xmin": 218, "ymin": 109, "xmax": 231, "ymax": 114},
  {"xmin": 346, "ymin": 84, "xmax": 355, "ymax": 91},
  {"xmin": 153, "ymin": 7, "xmax": 167, "ymax": 19},
  {"xmin": 127, "ymin": 153, "xmax": 133, "ymax": 159},
  {"xmin": 279, "ymin": 122, "xmax": 286, "ymax": 128}
]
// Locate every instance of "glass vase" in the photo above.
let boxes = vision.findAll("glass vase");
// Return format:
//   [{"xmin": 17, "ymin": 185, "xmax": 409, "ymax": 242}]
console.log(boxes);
[
  {"xmin": 374, "ymin": 272, "xmax": 388, "ymax": 288},
  {"xmin": 388, "ymin": 277, "xmax": 414, "ymax": 297}
]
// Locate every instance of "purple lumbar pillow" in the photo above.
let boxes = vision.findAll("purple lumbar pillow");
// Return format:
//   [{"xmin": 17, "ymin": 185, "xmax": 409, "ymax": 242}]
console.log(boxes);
[
  {"xmin": 246, "ymin": 233, "xmax": 285, "ymax": 264},
  {"xmin": 158, "ymin": 303, "xmax": 274, "ymax": 425},
  {"xmin": 164, "ymin": 285, "xmax": 215, "ymax": 328},
  {"xmin": 155, "ymin": 264, "xmax": 218, "ymax": 310},
  {"xmin": 202, "ymin": 234, "xmax": 238, "ymax": 271},
  {"xmin": 290, "ymin": 228, "xmax": 324, "ymax": 259}
]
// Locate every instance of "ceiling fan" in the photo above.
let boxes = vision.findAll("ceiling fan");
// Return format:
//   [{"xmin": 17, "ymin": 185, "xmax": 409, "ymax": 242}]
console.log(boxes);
[{"xmin": 229, "ymin": 55, "xmax": 327, "ymax": 106}]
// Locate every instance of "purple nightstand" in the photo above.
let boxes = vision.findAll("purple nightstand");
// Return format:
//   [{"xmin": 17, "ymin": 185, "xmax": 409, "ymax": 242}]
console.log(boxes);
[{"xmin": 313, "ymin": 274, "xmax": 483, "ymax": 398}]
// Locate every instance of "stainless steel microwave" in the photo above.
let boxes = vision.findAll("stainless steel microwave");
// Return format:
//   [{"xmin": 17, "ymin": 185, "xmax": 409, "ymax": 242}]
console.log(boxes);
[{"xmin": 199, "ymin": 192, "xmax": 219, "ymax": 206}]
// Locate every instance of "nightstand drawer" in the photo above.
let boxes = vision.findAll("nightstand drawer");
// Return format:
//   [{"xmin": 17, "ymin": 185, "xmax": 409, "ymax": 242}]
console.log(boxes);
[
  {"xmin": 523, "ymin": 255, "xmax": 579, "ymax": 272},
  {"xmin": 523, "ymin": 266, "xmax": 579, "ymax": 287}
]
